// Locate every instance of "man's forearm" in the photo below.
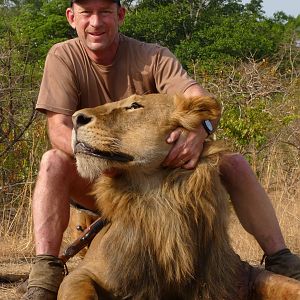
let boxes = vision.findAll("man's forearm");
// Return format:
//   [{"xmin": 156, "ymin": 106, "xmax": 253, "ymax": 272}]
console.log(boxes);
[
  {"xmin": 49, "ymin": 128, "xmax": 73, "ymax": 156},
  {"xmin": 47, "ymin": 112, "xmax": 74, "ymax": 156}
]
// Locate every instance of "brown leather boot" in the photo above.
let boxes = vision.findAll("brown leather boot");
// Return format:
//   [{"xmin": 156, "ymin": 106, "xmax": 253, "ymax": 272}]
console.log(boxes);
[
  {"xmin": 21, "ymin": 286, "xmax": 57, "ymax": 300},
  {"xmin": 265, "ymin": 248, "xmax": 300, "ymax": 280},
  {"xmin": 21, "ymin": 255, "xmax": 65, "ymax": 300}
]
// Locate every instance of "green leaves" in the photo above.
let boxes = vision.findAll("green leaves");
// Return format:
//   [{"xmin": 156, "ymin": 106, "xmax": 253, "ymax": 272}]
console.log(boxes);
[
  {"xmin": 220, "ymin": 101, "xmax": 272, "ymax": 149},
  {"xmin": 121, "ymin": 0, "xmax": 293, "ymax": 76},
  {"xmin": 121, "ymin": 3, "xmax": 185, "ymax": 48},
  {"xmin": 10, "ymin": 0, "xmax": 72, "ymax": 62}
]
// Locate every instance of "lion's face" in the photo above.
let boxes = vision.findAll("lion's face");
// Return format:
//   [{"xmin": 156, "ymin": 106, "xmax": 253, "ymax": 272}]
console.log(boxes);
[{"xmin": 72, "ymin": 94, "xmax": 220, "ymax": 180}]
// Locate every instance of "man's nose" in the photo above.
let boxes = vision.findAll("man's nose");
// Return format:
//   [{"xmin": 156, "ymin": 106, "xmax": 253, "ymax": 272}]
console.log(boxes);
[
  {"xmin": 72, "ymin": 112, "xmax": 93, "ymax": 130},
  {"xmin": 90, "ymin": 13, "xmax": 103, "ymax": 27}
]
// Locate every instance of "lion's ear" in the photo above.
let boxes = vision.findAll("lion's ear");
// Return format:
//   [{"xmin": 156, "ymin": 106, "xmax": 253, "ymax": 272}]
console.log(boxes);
[{"xmin": 172, "ymin": 95, "xmax": 221, "ymax": 130}]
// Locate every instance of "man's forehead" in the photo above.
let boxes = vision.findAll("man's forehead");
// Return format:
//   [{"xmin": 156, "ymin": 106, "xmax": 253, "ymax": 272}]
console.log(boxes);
[{"xmin": 70, "ymin": 0, "xmax": 121, "ymax": 6}]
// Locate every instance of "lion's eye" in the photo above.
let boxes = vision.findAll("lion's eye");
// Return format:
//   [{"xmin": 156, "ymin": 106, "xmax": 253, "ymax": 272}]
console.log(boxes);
[{"xmin": 125, "ymin": 102, "xmax": 144, "ymax": 110}]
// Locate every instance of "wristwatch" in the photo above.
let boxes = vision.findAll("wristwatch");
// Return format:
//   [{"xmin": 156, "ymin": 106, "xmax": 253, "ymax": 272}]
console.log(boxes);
[{"xmin": 202, "ymin": 120, "xmax": 213, "ymax": 136}]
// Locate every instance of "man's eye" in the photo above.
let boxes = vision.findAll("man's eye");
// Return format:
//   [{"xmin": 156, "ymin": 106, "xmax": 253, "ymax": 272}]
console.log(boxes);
[
  {"xmin": 81, "ymin": 10, "xmax": 92, "ymax": 16},
  {"xmin": 125, "ymin": 102, "xmax": 144, "ymax": 110},
  {"xmin": 101, "ymin": 10, "xmax": 111, "ymax": 16}
]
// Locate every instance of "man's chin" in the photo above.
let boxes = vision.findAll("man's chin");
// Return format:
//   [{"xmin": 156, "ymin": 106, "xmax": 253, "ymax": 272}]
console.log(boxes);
[{"xmin": 86, "ymin": 40, "xmax": 106, "ymax": 52}]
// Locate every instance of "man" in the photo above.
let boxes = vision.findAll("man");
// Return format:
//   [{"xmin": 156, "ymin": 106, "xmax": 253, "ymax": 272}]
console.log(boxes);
[{"xmin": 22, "ymin": 0, "xmax": 300, "ymax": 299}]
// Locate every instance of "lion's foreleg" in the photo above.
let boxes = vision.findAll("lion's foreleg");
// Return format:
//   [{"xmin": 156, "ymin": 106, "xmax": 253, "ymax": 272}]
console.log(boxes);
[{"xmin": 58, "ymin": 272, "xmax": 99, "ymax": 300}]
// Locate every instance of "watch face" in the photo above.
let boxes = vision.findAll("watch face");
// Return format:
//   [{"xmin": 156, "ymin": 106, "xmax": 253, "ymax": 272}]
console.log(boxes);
[{"xmin": 204, "ymin": 120, "xmax": 213, "ymax": 132}]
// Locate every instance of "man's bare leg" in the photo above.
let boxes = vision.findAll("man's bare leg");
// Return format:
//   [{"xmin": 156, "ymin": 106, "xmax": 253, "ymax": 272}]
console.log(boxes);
[
  {"xmin": 219, "ymin": 153, "xmax": 286, "ymax": 255},
  {"xmin": 33, "ymin": 149, "xmax": 96, "ymax": 256},
  {"xmin": 220, "ymin": 153, "xmax": 300, "ymax": 280},
  {"xmin": 21, "ymin": 149, "xmax": 96, "ymax": 300}
]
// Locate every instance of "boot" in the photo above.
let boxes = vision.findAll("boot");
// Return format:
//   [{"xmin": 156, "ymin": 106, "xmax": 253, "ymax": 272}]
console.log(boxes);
[
  {"xmin": 21, "ymin": 255, "xmax": 65, "ymax": 300},
  {"xmin": 265, "ymin": 248, "xmax": 300, "ymax": 280}
]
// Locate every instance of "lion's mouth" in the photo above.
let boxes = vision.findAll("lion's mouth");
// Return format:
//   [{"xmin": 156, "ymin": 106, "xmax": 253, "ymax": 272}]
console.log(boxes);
[{"xmin": 74, "ymin": 142, "xmax": 134, "ymax": 162}]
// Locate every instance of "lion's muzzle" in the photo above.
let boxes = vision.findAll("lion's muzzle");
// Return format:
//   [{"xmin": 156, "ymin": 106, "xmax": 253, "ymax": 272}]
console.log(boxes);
[
  {"xmin": 74, "ymin": 142, "xmax": 134, "ymax": 162},
  {"xmin": 72, "ymin": 111, "xmax": 134, "ymax": 163}
]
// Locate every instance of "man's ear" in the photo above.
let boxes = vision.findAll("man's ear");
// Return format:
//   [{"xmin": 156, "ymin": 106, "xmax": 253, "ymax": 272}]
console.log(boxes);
[
  {"xmin": 118, "ymin": 7, "xmax": 126, "ymax": 26},
  {"xmin": 172, "ymin": 95, "xmax": 221, "ymax": 130},
  {"xmin": 66, "ymin": 7, "xmax": 76, "ymax": 29}
]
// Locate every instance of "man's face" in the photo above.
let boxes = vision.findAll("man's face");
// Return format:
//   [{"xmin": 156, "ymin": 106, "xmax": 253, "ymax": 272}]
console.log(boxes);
[{"xmin": 66, "ymin": 0, "xmax": 125, "ymax": 56}]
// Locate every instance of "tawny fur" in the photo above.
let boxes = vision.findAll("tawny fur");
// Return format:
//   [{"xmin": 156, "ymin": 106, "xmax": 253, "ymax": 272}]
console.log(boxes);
[
  {"xmin": 69, "ymin": 207, "xmax": 99, "ymax": 257},
  {"xmin": 59, "ymin": 94, "xmax": 244, "ymax": 300}
]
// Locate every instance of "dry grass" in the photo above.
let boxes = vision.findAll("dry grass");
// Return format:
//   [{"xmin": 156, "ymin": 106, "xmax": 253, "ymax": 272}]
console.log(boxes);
[
  {"xmin": 0, "ymin": 204, "xmax": 80, "ymax": 300},
  {"xmin": 229, "ymin": 142, "xmax": 300, "ymax": 265}
]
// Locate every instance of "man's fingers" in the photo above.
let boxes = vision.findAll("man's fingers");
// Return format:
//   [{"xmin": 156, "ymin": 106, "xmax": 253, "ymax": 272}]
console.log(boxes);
[
  {"xmin": 182, "ymin": 157, "xmax": 199, "ymax": 170},
  {"xmin": 172, "ymin": 156, "xmax": 190, "ymax": 168},
  {"xmin": 166, "ymin": 127, "xmax": 184, "ymax": 143},
  {"xmin": 163, "ymin": 127, "xmax": 205, "ymax": 169},
  {"xmin": 162, "ymin": 147, "xmax": 182, "ymax": 166},
  {"xmin": 163, "ymin": 129, "xmax": 187, "ymax": 166}
]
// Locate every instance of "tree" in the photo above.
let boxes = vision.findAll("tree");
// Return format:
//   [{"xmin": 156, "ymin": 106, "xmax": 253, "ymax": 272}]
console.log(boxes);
[
  {"xmin": 10, "ymin": 0, "xmax": 73, "ymax": 62},
  {"xmin": 121, "ymin": 0, "xmax": 287, "ymax": 74},
  {"xmin": 244, "ymin": 0, "xmax": 264, "ymax": 17}
]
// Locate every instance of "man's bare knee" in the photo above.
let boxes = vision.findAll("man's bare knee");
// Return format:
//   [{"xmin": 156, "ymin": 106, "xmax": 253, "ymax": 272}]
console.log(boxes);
[
  {"xmin": 219, "ymin": 153, "xmax": 257, "ymax": 190},
  {"xmin": 220, "ymin": 153, "xmax": 252, "ymax": 176},
  {"xmin": 39, "ymin": 149, "xmax": 76, "ymax": 180},
  {"xmin": 37, "ymin": 149, "xmax": 96, "ymax": 211}
]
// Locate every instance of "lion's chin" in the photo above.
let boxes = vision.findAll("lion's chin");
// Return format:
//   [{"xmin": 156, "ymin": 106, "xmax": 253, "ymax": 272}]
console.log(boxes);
[
  {"xmin": 75, "ymin": 154, "xmax": 110, "ymax": 181},
  {"xmin": 101, "ymin": 168, "xmax": 123, "ymax": 178}
]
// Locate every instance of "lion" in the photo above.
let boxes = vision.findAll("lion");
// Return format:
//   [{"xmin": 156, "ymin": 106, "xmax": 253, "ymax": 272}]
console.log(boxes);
[{"xmin": 58, "ymin": 94, "xmax": 251, "ymax": 299}]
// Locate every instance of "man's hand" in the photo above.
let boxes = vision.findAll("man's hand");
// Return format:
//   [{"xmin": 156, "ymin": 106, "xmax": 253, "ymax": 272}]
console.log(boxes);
[
  {"xmin": 162, "ymin": 124, "xmax": 208, "ymax": 169},
  {"xmin": 162, "ymin": 83, "xmax": 218, "ymax": 169}
]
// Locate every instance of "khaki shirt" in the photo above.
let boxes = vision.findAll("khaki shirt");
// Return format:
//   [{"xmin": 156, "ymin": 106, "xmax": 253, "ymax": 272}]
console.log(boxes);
[{"xmin": 36, "ymin": 34, "xmax": 197, "ymax": 115}]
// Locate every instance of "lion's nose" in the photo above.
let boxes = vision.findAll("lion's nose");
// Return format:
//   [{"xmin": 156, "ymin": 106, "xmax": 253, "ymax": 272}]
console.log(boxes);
[{"xmin": 72, "ymin": 113, "xmax": 93, "ymax": 130}]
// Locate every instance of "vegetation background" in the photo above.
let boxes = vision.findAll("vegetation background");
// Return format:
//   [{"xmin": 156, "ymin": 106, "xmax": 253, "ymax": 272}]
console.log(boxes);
[{"xmin": 0, "ymin": 0, "xmax": 299, "ymax": 297}]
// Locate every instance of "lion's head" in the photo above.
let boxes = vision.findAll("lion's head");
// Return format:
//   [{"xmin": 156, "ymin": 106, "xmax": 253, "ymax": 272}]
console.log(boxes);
[{"xmin": 72, "ymin": 94, "xmax": 221, "ymax": 180}]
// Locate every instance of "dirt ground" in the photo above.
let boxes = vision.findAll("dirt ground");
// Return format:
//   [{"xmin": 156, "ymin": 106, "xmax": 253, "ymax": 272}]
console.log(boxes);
[{"xmin": 0, "ymin": 239, "xmax": 81, "ymax": 300}]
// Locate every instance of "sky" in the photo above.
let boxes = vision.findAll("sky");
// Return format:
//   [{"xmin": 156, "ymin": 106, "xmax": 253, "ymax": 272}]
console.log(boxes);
[{"xmin": 242, "ymin": 0, "xmax": 300, "ymax": 18}]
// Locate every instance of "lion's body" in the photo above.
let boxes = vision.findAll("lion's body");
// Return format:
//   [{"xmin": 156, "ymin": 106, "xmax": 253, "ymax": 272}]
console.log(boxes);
[{"xmin": 58, "ymin": 94, "xmax": 246, "ymax": 299}]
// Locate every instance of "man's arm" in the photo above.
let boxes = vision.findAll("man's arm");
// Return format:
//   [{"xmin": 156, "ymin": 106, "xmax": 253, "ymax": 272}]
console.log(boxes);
[
  {"xmin": 162, "ymin": 84, "xmax": 220, "ymax": 169},
  {"xmin": 47, "ymin": 111, "xmax": 74, "ymax": 156}
]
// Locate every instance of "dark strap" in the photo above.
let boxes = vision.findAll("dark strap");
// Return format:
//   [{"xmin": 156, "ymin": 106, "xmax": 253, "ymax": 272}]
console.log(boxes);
[{"xmin": 60, "ymin": 217, "xmax": 109, "ymax": 263}]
